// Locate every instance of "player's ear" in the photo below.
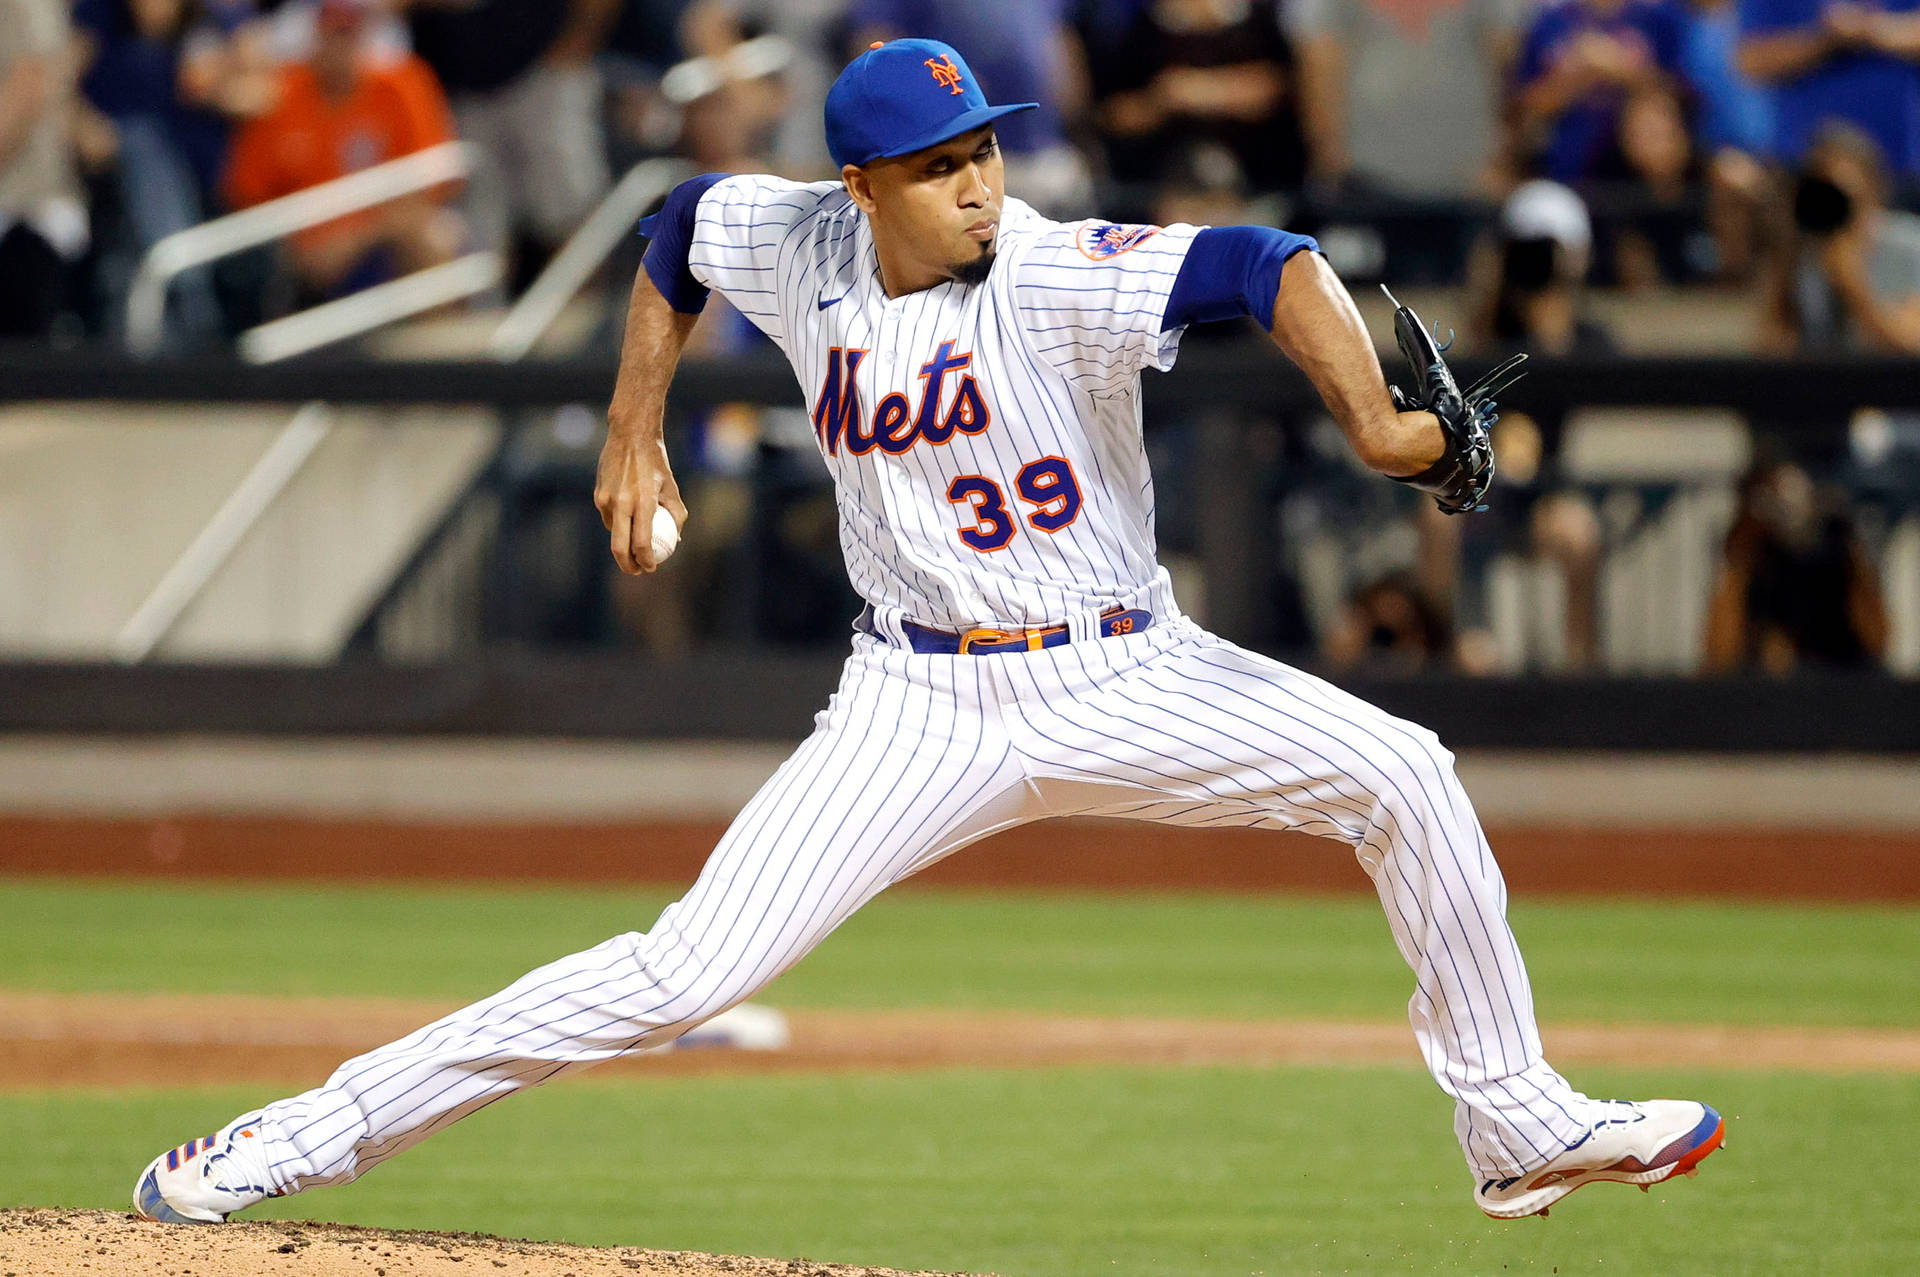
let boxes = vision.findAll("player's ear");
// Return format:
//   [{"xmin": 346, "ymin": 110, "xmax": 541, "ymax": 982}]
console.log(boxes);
[{"xmin": 842, "ymin": 164, "xmax": 877, "ymax": 214}]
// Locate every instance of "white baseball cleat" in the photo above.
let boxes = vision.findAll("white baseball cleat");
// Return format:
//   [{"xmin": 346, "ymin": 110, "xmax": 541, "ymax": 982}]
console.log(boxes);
[
  {"xmin": 1476, "ymin": 1099, "xmax": 1725, "ymax": 1219},
  {"xmin": 133, "ymin": 1113, "xmax": 278, "ymax": 1224}
]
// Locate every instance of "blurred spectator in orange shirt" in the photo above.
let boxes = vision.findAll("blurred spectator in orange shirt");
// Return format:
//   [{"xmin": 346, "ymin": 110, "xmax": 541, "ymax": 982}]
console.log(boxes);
[{"xmin": 223, "ymin": 0, "xmax": 460, "ymax": 297}]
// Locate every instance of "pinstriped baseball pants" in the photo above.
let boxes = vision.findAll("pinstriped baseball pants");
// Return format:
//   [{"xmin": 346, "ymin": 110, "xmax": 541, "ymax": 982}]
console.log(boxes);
[{"xmin": 252, "ymin": 618, "xmax": 1594, "ymax": 1194}]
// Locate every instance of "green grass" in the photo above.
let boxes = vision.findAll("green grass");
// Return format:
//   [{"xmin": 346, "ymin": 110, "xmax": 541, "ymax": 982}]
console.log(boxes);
[
  {"xmin": 7, "ymin": 1065, "xmax": 1915, "ymax": 1274},
  {"xmin": 4, "ymin": 877, "xmax": 1918, "ymax": 1027},
  {"xmin": 5, "ymin": 878, "xmax": 1916, "ymax": 1271}
]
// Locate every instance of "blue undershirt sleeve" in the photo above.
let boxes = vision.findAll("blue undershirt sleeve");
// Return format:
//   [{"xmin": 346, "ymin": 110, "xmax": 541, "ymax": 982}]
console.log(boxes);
[
  {"xmin": 1161, "ymin": 224, "xmax": 1321, "ymax": 334},
  {"xmin": 638, "ymin": 172, "xmax": 729, "ymax": 315}
]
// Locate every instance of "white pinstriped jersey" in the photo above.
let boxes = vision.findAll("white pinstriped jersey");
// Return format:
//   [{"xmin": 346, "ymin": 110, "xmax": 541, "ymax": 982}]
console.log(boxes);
[{"xmin": 686, "ymin": 174, "xmax": 1202, "ymax": 631}]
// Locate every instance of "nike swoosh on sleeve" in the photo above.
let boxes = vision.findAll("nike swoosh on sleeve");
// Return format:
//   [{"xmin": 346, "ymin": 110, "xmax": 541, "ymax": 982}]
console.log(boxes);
[{"xmin": 818, "ymin": 296, "xmax": 844, "ymax": 310}]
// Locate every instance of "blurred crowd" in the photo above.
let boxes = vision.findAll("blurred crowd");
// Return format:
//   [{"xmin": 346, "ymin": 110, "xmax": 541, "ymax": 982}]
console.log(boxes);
[
  {"xmin": 4, "ymin": 0, "xmax": 1917, "ymax": 675},
  {"xmin": 6, "ymin": 0, "xmax": 1920, "ymax": 344}
]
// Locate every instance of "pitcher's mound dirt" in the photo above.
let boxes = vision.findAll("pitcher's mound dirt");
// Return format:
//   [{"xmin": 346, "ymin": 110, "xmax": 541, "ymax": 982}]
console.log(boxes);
[{"xmin": 0, "ymin": 1210, "xmax": 980, "ymax": 1277}]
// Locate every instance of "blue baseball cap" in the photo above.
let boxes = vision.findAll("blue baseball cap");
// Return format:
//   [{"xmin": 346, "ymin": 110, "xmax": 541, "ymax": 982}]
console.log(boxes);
[{"xmin": 824, "ymin": 39, "xmax": 1037, "ymax": 170}]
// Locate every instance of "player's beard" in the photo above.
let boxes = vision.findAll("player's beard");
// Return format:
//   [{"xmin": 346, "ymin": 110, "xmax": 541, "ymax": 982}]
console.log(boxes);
[{"xmin": 952, "ymin": 244, "xmax": 996, "ymax": 287}]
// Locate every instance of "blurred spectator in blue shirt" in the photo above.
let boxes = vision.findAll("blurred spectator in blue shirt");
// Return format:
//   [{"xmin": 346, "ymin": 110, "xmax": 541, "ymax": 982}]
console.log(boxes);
[
  {"xmin": 71, "ymin": 0, "xmax": 270, "ymax": 342},
  {"xmin": 1514, "ymin": 0, "xmax": 1688, "ymax": 184},
  {"xmin": 75, "ymin": 2, "xmax": 195, "ymax": 149},
  {"xmin": 1675, "ymin": 0, "xmax": 1775, "ymax": 280},
  {"xmin": 1738, "ymin": 0, "xmax": 1920, "ymax": 174},
  {"xmin": 849, "ymin": 0, "xmax": 1092, "ymax": 214},
  {"xmin": 1682, "ymin": 0, "xmax": 1776, "ymax": 155},
  {"xmin": 75, "ymin": 1, "xmax": 275, "ymax": 224}
]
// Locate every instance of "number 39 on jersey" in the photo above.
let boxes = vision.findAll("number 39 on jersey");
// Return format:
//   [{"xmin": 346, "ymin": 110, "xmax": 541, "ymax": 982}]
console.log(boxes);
[{"xmin": 812, "ymin": 340, "xmax": 1084, "ymax": 554}]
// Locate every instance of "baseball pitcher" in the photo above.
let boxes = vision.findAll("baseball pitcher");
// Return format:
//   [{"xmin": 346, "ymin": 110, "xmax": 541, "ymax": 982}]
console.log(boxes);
[{"xmin": 136, "ymin": 39, "xmax": 1721, "ymax": 1229}]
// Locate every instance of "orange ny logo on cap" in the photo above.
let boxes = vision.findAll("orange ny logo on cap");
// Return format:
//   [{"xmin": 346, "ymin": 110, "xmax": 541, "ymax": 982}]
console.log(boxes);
[{"xmin": 925, "ymin": 54, "xmax": 965, "ymax": 95}]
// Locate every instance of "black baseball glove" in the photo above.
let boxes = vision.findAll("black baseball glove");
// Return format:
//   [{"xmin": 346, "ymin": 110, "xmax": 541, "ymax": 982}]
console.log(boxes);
[{"xmin": 1380, "ymin": 287, "xmax": 1528, "ymax": 515}]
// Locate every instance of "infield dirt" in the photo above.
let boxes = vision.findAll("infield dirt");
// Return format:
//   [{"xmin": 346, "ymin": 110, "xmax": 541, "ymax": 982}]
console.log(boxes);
[
  {"xmin": 3, "ymin": 991, "xmax": 1916, "ymax": 1091},
  {"xmin": 0, "ymin": 1210, "xmax": 981, "ymax": 1277}
]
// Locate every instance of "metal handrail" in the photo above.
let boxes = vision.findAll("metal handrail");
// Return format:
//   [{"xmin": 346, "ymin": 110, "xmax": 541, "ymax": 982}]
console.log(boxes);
[
  {"xmin": 113, "ymin": 151, "xmax": 692, "ymax": 661},
  {"xmin": 486, "ymin": 158, "xmax": 690, "ymax": 362},
  {"xmin": 114, "ymin": 142, "xmax": 483, "ymax": 659},
  {"xmin": 111, "ymin": 402, "xmax": 335, "ymax": 663},
  {"xmin": 241, "ymin": 252, "xmax": 502, "ymax": 364},
  {"xmin": 125, "ymin": 140, "xmax": 478, "ymax": 356},
  {"xmin": 658, "ymin": 35, "xmax": 795, "ymax": 106}
]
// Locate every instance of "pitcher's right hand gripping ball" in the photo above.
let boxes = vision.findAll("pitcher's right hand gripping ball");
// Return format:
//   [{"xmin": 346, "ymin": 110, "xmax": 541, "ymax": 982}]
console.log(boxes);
[
  {"xmin": 1381, "ymin": 286, "xmax": 1528, "ymax": 515},
  {"xmin": 650, "ymin": 507, "xmax": 680, "ymax": 563}
]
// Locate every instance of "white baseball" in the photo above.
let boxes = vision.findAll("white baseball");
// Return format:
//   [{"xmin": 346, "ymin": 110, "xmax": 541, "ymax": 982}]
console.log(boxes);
[{"xmin": 650, "ymin": 507, "xmax": 681, "ymax": 564}]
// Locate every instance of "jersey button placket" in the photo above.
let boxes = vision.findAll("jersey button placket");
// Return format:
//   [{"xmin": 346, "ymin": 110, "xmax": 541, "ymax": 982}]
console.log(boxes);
[{"xmin": 877, "ymin": 310, "xmax": 898, "ymax": 379}]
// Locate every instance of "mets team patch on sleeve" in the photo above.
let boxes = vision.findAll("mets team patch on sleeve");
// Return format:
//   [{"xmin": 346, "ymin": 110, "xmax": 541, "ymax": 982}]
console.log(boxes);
[{"xmin": 1076, "ymin": 222, "xmax": 1161, "ymax": 260}]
